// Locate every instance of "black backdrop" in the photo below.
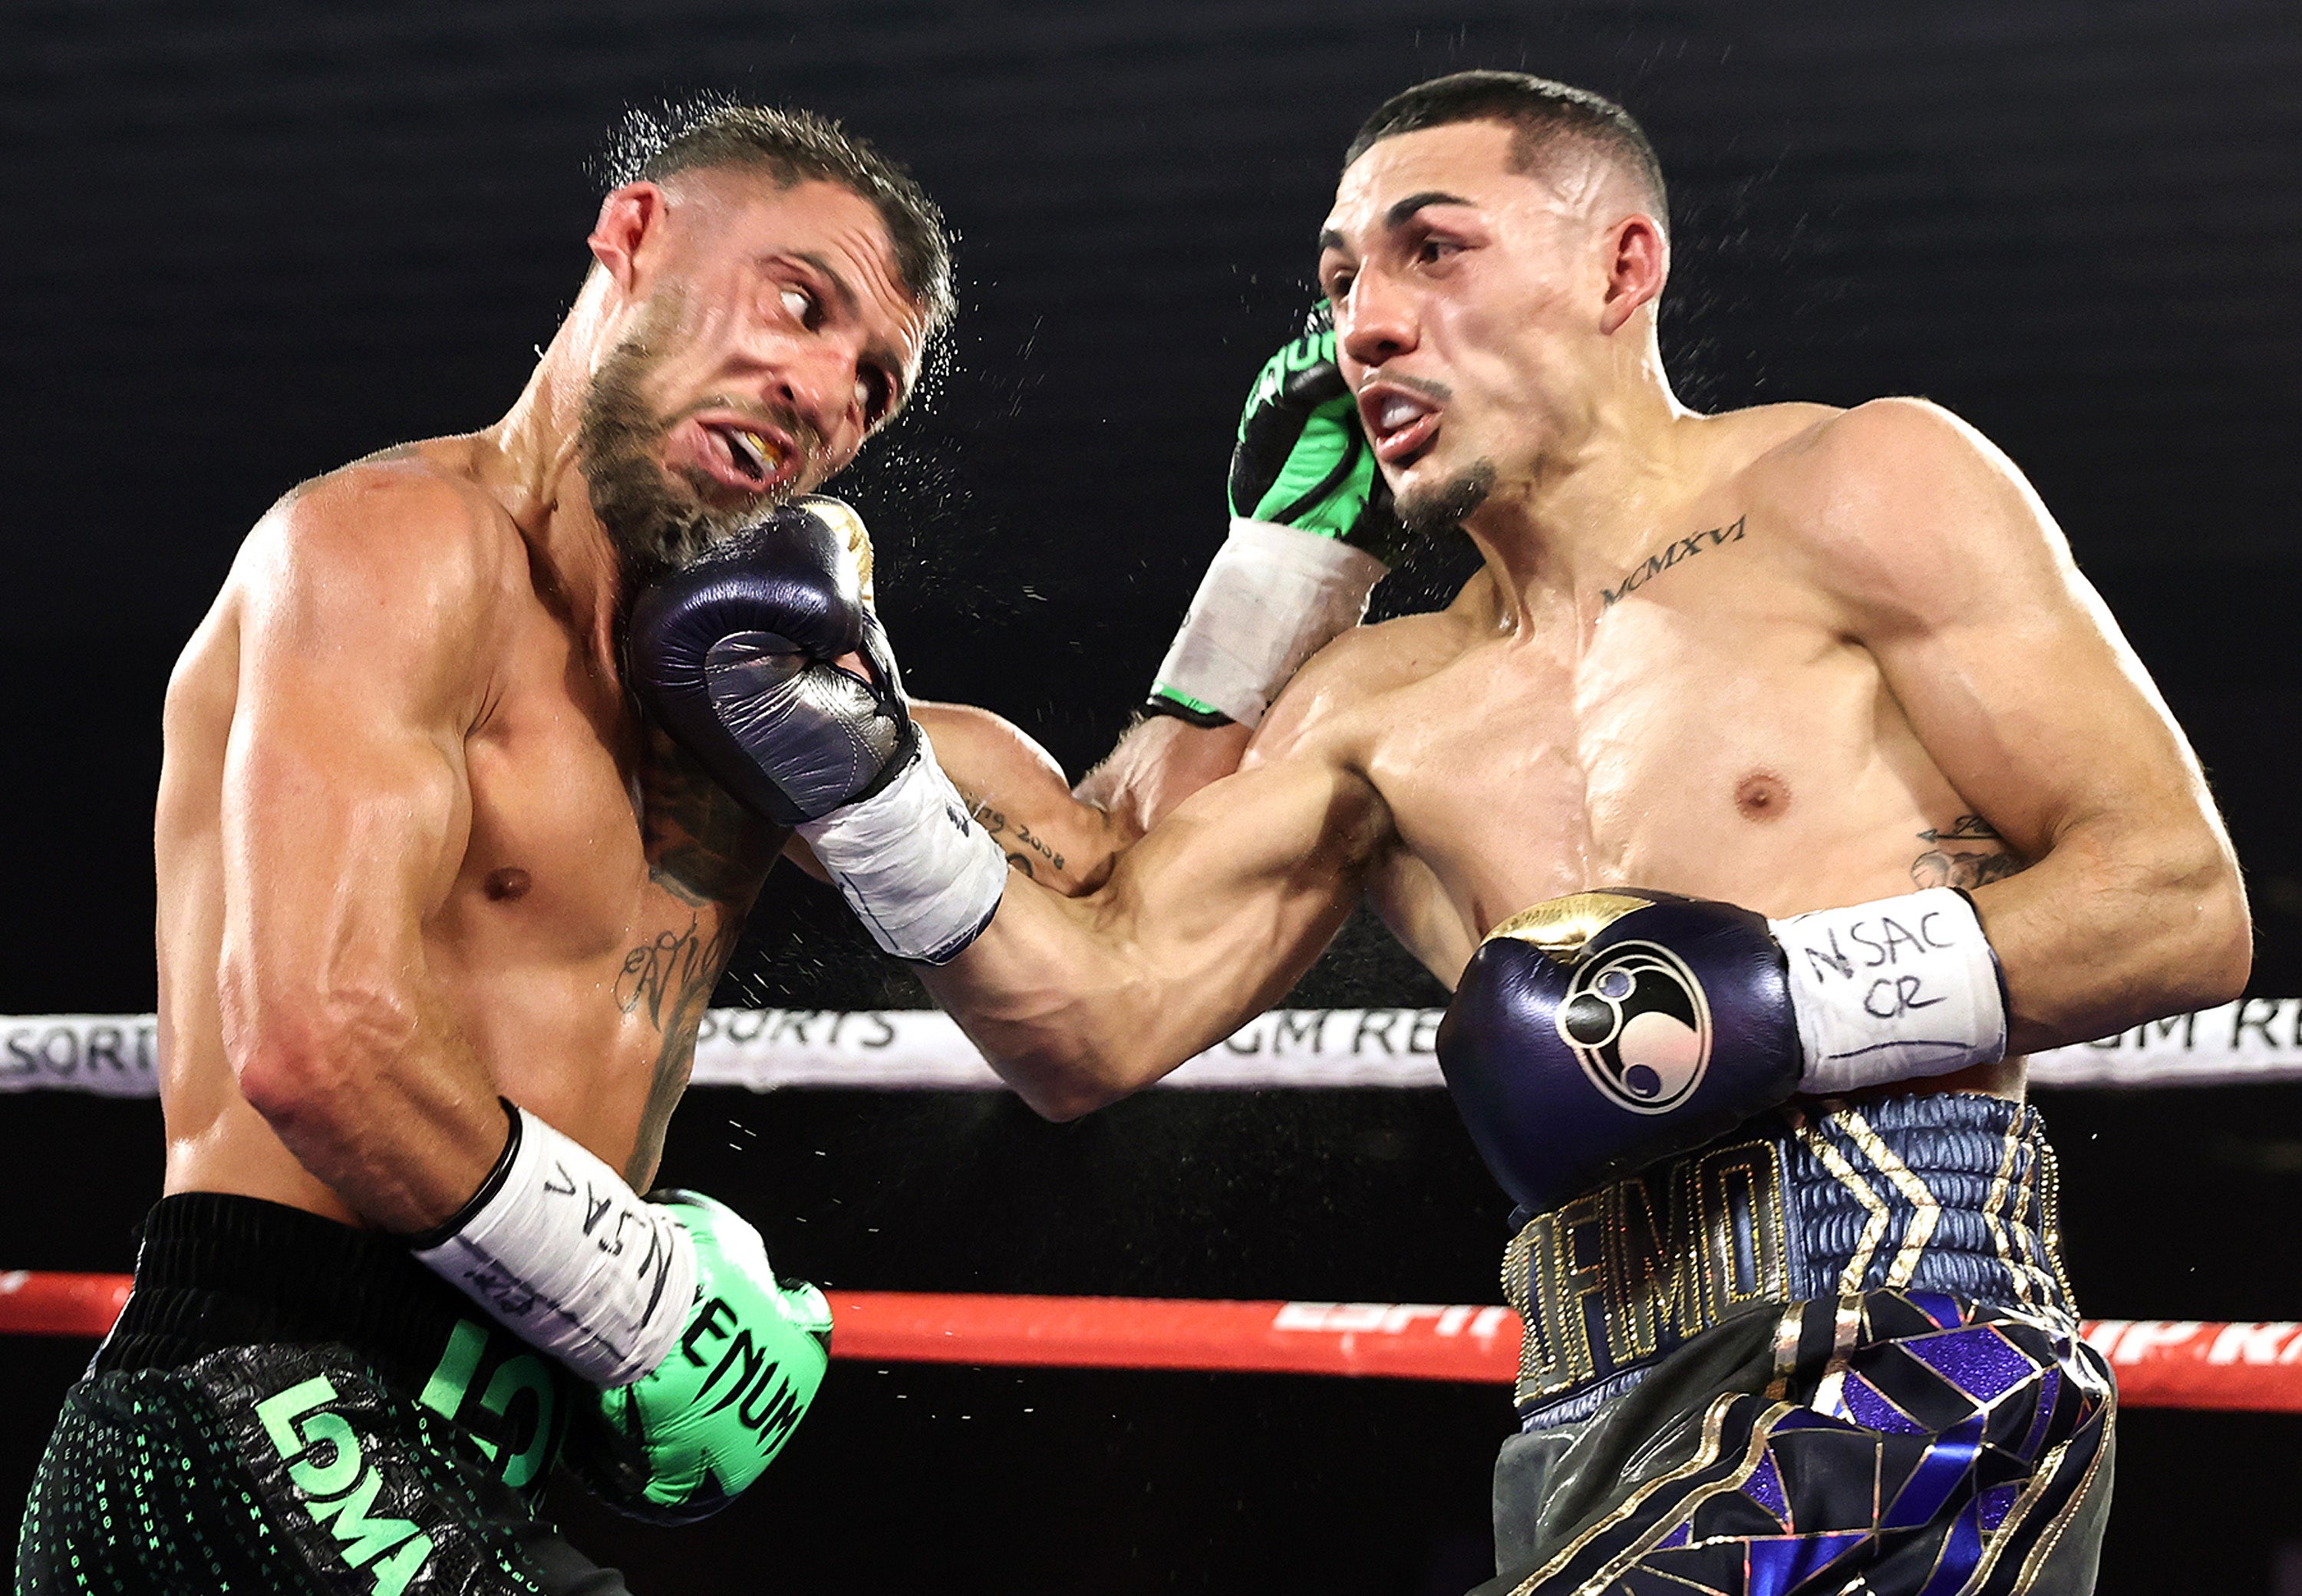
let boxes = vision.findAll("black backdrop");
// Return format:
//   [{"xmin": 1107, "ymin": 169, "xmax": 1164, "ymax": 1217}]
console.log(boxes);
[{"xmin": 5, "ymin": 2, "xmax": 2302, "ymax": 1591}]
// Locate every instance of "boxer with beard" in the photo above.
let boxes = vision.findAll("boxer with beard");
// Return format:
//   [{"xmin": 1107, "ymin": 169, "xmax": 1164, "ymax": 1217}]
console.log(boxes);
[
  {"xmin": 641, "ymin": 74, "xmax": 2251, "ymax": 1594},
  {"xmin": 19, "ymin": 103, "xmax": 961, "ymax": 1594}
]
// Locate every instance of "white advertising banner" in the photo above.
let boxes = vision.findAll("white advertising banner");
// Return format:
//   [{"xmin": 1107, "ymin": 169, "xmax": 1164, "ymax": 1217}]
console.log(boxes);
[{"xmin": 6, "ymin": 999, "xmax": 2302, "ymax": 1096}]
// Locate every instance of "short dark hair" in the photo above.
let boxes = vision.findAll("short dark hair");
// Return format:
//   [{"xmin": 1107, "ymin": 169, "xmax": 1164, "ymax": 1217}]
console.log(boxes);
[
  {"xmin": 1345, "ymin": 71, "xmax": 1666, "ymax": 235},
  {"xmin": 600, "ymin": 97, "xmax": 956, "ymax": 334}
]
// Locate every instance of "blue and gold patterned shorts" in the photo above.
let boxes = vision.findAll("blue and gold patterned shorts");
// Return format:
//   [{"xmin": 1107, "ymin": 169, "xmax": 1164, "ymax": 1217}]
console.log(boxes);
[{"xmin": 1479, "ymin": 1093, "xmax": 2113, "ymax": 1595}]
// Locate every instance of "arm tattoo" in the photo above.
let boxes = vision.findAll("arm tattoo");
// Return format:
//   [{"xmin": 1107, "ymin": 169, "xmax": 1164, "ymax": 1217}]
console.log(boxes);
[
  {"xmin": 1600, "ymin": 516, "xmax": 1746, "ymax": 609},
  {"xmin": 1911, "ymin": 815, "xmax": 2026, "ymax": 890},
  {"xmin": 955, "ymin": 785, "xmax": 1063, "ymax": 881}
]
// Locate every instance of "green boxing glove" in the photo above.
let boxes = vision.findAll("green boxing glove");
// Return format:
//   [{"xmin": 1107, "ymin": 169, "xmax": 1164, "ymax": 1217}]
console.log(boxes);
[
  {"xmin": 572, "ymin": 1190, "xmax": 831, "ymax": 1523},
  {"xmin": 1149, "ymin": 301, "xmax": 1417, "ymax": 728},
  {"xmin": 1229, "ymin": 298, "xmax": 1416, "ymax": 555}
]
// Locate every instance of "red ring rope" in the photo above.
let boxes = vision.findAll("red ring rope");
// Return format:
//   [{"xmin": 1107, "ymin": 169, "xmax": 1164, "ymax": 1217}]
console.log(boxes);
[{"xmin": 2, "ymin": 1271, "xmax": 2291, "ymax": 1412}]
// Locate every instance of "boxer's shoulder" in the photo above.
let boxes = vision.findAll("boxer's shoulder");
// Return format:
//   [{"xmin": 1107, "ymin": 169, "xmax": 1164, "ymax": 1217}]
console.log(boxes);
[
  {"xmin": 267, "ymin": 437, "xmax": 517, "ymax": 555},
  {"xmin": 1740, "ymin": 397, "xmax": 2070, "ymax": 617},
  {"xmin": 1743, "ymin": 397, "xmax": 2023, "ymax": 536},
  {"xmin": 240, "ymin": 439, "xmax": 534, "ymax": 638},
  {"xmin": 1249, "ymin": 594, "xmax": 1491, "ymax": 763}
]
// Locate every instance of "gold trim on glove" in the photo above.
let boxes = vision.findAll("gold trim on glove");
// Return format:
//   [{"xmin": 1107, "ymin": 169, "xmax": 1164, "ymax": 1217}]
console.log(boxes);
[
  {"xmin": 796, "ymin": 494, "xmax": 876, "ymax": 609},
  {"xmin": 1488, "ymin": 892, "xmax": 1655, "ymax": 963}
]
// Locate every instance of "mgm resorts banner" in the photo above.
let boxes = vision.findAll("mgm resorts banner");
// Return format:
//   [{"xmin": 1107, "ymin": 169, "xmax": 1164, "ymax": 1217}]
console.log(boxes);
[{"xmin": 7, "ymin": 1001, "xmax": 2302, "ymax": 1097}]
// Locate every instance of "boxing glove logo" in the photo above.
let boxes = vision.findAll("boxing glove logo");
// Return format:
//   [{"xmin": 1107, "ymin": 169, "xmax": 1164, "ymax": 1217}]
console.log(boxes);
[{"xmin": 1552, "ymin": 941, "xmax": 1713, "ymax": 1114}]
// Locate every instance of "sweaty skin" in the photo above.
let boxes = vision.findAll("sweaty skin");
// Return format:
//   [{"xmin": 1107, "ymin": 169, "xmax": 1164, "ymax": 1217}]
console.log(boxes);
[
  {"xmin": 157, "ymin": 171, "xmax": 930, "ymax": 1232},
  {"xmin": 922, "ymin": 120, "xmax": 2251, "ymax": 1120}
]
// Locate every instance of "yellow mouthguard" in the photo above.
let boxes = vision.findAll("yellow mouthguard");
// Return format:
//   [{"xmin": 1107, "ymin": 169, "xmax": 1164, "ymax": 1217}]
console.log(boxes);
[{"xmin": 740, "ymin": 430, "xmax": 783, "ymax": 470}]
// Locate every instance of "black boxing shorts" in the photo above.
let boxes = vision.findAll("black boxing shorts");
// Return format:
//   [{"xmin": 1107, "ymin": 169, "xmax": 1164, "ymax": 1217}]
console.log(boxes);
[
  {"xmin": 1474, "ymin": 1093, "xmax": 2114, "ymax": 1594},
  {"xmin": 15, "ymin": 1192, "xmax": 632, "ymax": 1596}
]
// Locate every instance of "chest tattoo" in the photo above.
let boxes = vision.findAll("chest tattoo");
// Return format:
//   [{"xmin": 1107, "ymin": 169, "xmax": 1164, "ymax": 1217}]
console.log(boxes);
[
  {"xmin": 1599, "ymin": 515, "xmax": 1746, "ymax": 609},
  {"xmin": 1911, "ymin": 815, "xmax": 2024, "ymax": 890},
  {"xmin": 615, "ymin": 913, "xmax": 739, "ymax": 1030},
  {"xmin": 619, "ymin": 724, "xmax": 779, "ymax": 1183},
  {"xmin": 637, "ymin": 725, "xmax": 780, "ymax": 908}
]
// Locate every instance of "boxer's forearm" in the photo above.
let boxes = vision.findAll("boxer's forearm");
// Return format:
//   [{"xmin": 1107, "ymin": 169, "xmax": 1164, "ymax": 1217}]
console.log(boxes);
[
  {"xmin": 223, "ymin": 974, "xmax": 513, "ymax": 1233},
  {"xmin": 925, "ymin": 885, "xmax": 1348, "ymax": 1120},
  {"xmin": 1973, "ymin": 813, "xmax": 2250, "ymax": 1054},
  {"xmin": 923, "ymin": 756, "xmax": 1377, "ymax": 1118},
  {"xmin": 910, "ymin": 704, "xmax": 1257, "ymax": 898},
  {"xmin": 922, "ymin": 889, "xmax": 1213, "ymax": 1119}
]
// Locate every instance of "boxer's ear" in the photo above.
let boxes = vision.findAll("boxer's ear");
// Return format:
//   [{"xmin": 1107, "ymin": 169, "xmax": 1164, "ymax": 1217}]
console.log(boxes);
[
  {"xmin": 1597, "ymin": 213, "xmax": 1667, "ymax": 336},
  {"xmin": 589, "ymin": 182, "xmax": 670, "ymax": 292}
]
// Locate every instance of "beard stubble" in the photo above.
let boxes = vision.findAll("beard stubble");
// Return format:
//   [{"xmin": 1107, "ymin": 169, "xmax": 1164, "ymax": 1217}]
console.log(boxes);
[
  {"xmin": 577, "ymin": 294, "xmax": 816, "ymax": 592},
  {"xmin": 1396, "ymin": 457, "xmax": 1496, "ymax": 539}
]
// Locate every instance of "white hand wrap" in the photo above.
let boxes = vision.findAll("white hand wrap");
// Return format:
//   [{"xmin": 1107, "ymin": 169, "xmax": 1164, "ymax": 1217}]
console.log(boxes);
[
  {"xmin": 1151, "ymin": 518, "xmax": 1388, "ymax": 728},
  {"xmin": 1768, "ymin": 887, "xmax": 2010, "ymax": 1096},
  {"xmin": 410, "ymin": 1104, "xmax": 698, "ymax": 1388},
  {"xmin": 796, "ymin": 734, "xmax": 1008, "ymax": 965}
]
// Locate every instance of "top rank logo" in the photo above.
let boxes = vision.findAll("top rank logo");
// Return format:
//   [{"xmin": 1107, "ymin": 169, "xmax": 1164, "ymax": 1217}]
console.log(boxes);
[{"xmin": 1553, "ymin": 940, "xmax": 1713, "ymax": 1114}]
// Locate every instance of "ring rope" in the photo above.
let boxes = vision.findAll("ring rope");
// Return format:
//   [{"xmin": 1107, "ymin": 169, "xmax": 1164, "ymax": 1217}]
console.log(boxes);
[
  {"xmin": 5, "ymin": 1001, "xmax": 2300, "ymax": 1095},
  {"xmin": 2, "ymin": 1271, "xmax": 2293, "ymax": 1412}
]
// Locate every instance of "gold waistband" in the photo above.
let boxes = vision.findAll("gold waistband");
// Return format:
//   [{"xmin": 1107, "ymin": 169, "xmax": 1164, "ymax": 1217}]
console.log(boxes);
[
  {"xmin": 1504, "ymin": 1134, "xmax": 1787, "ymax": 1406},
  {"xmin": 1499, "ymin": 1098, "xmax": 2069, "ymax": 1410}
]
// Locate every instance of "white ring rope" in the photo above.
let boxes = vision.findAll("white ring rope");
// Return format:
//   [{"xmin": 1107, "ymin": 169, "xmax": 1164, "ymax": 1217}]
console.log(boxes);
[{"xmin": 2, "ymin": 1001, "xmax": 2297, "ymax": 1096}]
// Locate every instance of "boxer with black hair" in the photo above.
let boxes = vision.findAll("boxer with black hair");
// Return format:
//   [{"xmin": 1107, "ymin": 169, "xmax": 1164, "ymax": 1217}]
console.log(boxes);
[
  {"xmin": 20, "ymin": 101, "xmax": 988, "ymax": 1594},
  {"xmin": 645, "ymin": 71, "xmax": 2248, "ymax": 1594}
]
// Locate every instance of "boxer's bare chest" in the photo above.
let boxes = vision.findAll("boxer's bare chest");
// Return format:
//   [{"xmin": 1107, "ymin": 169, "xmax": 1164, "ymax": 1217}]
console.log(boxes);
[
  {"xmin": 159, "ymin": 549, "xmax": 767, "ymax": 1203},
  {"xmin": 1357, "ymin": 509, "xmax": 2015, "ymax": 986},
  {"xmin": 433, "ymin": 595, "xmax": 770, "ymax": 1172}
]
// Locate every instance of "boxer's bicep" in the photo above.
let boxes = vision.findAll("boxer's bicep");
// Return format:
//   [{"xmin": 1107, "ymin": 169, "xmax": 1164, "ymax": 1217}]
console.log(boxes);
[
  {"xmin": 223, "ymin": 499, "xmax": 488, "ymax": 1004},
  {"xmin": 1821, "ymin": 400, "xmax": 2248, "ymax": 1044},
  {"xmin": 1073, "ymin": 715, "xmax": 1256, "ymax": 842},
  {"xmin": 924, "ymin": 749, "xmax": 1381, "ymax": 1118},
  {"xmin": 216, "ymin": 486, "xmax": 511, "ymax": 1225},
  {"xmin": 1838, "ymin": 414, "xmax": 2201, "ymax": 850}
]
